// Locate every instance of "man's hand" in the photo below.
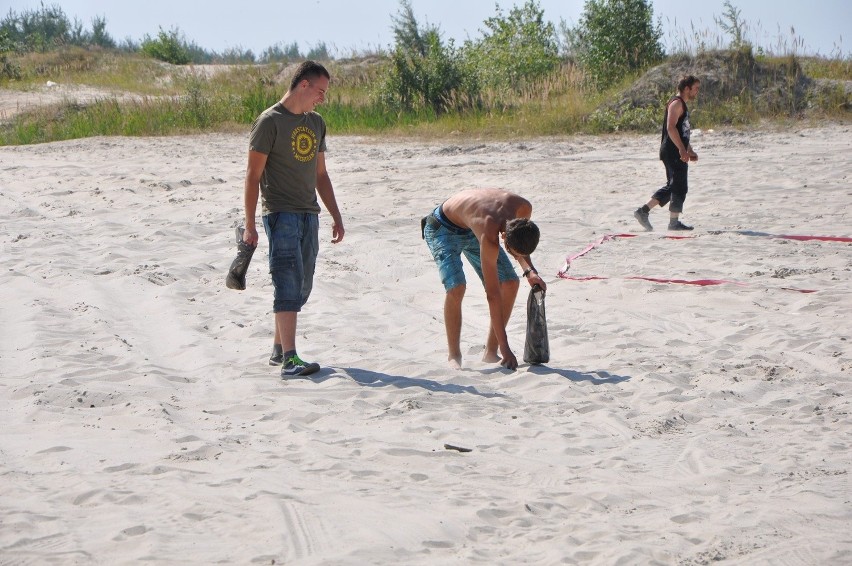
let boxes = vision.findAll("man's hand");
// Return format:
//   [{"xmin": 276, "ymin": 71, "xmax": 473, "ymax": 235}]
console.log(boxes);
[
  {"xmin": 528, "ymin": 272, "xmax": 547, "ymax": 292},
  {"xmin": 679, "ymin": 147, "xmax": 690, "ymax": 162},
  {"xmin": 243, "ymin": 226, "xmax": 259, "ymax": 247},
  {"xmin": 331, "ymin": 220, "xmax": 345, "ymax": 243},
  {"xmin": 500, "ymin": 346, "xmax": 518, "ymax": 370},
  {"xmin": 688, "ymin": 149, "xmax": 698, "ymax": 162}
]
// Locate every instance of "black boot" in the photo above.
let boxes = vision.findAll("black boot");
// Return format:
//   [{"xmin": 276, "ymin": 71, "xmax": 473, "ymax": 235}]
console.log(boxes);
[
  {"xmin": 226, "ymin": 227, "xmax": 257, "ymax": 290},
  {"xmin": 668, "ymin": 219, "xmax": 694, "ymax": 231}
]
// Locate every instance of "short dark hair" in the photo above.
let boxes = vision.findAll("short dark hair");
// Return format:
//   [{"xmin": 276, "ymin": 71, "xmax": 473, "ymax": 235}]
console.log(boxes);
[
  {"xmin": 290, "ymin": 60, "xmax": 331, "ymax": 91},
  {"xmin": 677, "ymin": 75, "xmax": 700, "ymax": 92},
  {"xmin": 504, "ymin": 218, "xmax": 540, "ymax": 256}
]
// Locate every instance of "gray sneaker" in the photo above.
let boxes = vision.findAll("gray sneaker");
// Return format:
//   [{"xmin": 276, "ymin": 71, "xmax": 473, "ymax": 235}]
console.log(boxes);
[
  {"xmin": 634, "ymin": 208, "xmax": 653, "ymax": 231},
  {"xmin": 668, "ymin": 220, "xmax": 694, "ymax": 231},
  {"xmin": 281, "ymin": 354, "xmax": 320, "ymax": 378}
]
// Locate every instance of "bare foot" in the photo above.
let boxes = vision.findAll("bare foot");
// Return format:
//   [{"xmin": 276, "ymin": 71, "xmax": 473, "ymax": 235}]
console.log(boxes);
[
  {"xmin": 482, "ymin": 351, "xmax": 500, "ymax": 363},
  {"xmin": 448, "ymin": 356, "xmax": 462, "ymax": 370}
]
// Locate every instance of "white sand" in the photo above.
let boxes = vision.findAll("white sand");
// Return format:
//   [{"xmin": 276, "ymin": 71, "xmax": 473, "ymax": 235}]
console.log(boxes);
[{"xmin": 1, "ymin": 125, "xmax": 850, "ymax": 564}]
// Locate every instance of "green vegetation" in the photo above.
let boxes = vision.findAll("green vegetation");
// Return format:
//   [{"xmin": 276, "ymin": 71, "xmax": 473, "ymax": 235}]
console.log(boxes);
[
  {"xmin": 0, "ymin": 3, "xmax": 117, "ymax": 51},
  {"xmin": 375, "ymin": 0, "xmax": 560, "ymax": 115},
  {"xmin": 141, "ymin": 27, "xmax": 191, "ymax": 65},
  {"xmin": 466, "ymin": 1, "xmax": 560, "ymax": 93},
  {"xmin": 375, "ymin": 0, "xmax": 472, "ymax": 115},
  {"xmin": 1, "ymin": 30, "xmax": 21, "ymax": 80},
  {"xmin": 563, "ymin": 0, "xmax": 664, "ymax": 89},
  {"xmin": 0, "ymin": 1, "xmax": 849, "ymax": 145}
]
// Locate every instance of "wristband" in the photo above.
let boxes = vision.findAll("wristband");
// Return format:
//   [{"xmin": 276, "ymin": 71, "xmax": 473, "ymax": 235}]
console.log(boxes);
[{"xmin": 523, "ymin": 268, "xmax": 537, "ymax": 278}]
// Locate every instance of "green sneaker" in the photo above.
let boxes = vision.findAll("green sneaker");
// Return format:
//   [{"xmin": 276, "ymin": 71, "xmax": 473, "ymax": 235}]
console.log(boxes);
[{"xmin": 281, "ymin": 354, "xmax": 320, "ymax": 378}]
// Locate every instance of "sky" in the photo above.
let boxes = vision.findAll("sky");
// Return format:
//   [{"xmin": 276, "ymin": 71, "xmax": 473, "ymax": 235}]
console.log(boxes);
[{"xmin": 3, "ymin": 0, "xmax": 849, "ymax": 58}]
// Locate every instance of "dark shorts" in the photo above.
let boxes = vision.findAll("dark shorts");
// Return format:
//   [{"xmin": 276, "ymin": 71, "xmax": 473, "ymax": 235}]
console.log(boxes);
[
  {"xmin": 652, "ymin": 153, "xmax": 689, "ymax": 213},
  {"xmin": 423, "ymin": 206, "xmax": 519, "ymax": 292},
  {"xmin": 263, "ymin": 212, "xmax": 319, "ymax": 312}
]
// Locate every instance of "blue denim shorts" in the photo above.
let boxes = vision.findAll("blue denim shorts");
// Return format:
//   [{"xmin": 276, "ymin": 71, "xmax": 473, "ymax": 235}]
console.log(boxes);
[
  {"xmin": 263, "ymin": 212, "xmax": 319, "ymax": 312},
  {"xmin": 424, "ymin": 206, "xmax": 519, "ymax": 291}
]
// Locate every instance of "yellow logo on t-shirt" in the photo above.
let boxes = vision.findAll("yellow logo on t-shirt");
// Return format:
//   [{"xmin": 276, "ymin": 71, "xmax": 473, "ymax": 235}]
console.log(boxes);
[{"xmin": 292, "ymin": 126, "xmax": 317, "ymax": 163}]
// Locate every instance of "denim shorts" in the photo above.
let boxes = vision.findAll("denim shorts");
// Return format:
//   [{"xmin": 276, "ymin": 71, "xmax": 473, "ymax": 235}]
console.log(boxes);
[
  {"xmin": 424, "ymin": 207, "xmax": 519, "ymax": 292},
  {"xmin": 263, "ymin": 212, "xmax": 319, "ymax": 312}
]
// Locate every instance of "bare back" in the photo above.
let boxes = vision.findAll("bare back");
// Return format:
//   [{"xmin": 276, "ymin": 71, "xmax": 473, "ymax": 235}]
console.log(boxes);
[{"xmin": 441, "ymin": 188, "xmax": 532, "ymax": 242}]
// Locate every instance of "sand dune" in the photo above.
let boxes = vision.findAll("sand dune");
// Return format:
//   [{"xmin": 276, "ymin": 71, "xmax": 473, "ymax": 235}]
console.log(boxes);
[{"xmin": 1, "ymin": 125, "xmax": 850, "ymax": 564}]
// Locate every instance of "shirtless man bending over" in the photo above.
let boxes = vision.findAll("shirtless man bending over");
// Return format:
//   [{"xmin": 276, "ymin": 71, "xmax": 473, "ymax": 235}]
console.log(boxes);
[{"xmin": 422, "ymin": 188, "xmax": 546, "ymax": 370}]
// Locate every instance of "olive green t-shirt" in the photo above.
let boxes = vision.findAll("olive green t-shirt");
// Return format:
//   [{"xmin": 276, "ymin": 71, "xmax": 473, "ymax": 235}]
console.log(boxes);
[{"xmin": 249, "ymin": 103, "xmax": 327, "ymax": 215}]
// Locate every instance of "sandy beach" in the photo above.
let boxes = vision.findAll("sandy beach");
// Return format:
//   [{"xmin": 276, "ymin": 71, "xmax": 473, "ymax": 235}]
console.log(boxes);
[{"xmin": 1, "ymin": 124, "xmax": 850, "ymax": 564}]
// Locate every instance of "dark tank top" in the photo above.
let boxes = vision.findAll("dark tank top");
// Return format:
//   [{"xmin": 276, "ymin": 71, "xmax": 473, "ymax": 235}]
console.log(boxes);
[{"xmin": 660, "ymin": 95, "xmax": 690, "ymax": 159}]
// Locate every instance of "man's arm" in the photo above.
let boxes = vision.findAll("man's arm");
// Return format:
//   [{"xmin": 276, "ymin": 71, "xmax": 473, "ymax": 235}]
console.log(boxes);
[
  {"xmin": 243, "ymin": 149, "xmax": 268, "ymax": 246},
  {"xmin": 480, "ymin": 232, "xmax": 517, "ymax": 369},
  {"xmin": 509, "ymin": 252, "xmax": 547, "ymax": 292},
  {"xmin": 315, "ymin": 152, "xmax": 344, "ymax": 243}
]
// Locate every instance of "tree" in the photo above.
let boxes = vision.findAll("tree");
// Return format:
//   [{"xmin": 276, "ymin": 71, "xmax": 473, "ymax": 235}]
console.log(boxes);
[
  {"xmin": 1, "ymin": 30, "xmax": 21, "ymax": 80},
  {"xmin": 221, "ymin": 45, "xmax": 255, "ymax": 64},
  {"xmin": 1, "ymin": 5, "xmax": 115, "ymax": 52},
  {"xmin": 465, "ymin": 0, "xmax": 559, "ymax": 92},
  {"xmin": 715, "ymin": 1, "xmax": 748, "ymax": 50},
  {"xmin": 260, "ymin": 42, "xmax": 301, "ymax": 63},
  {"xmin": 391, "ymin": 0, "xmax": 428, "ymax": 56},
  {"xmin": 306, "ymin": 42, "xmax": 330, "ymax": 61},
  {"xmin": 376, "ymin": 0, "xmax": 475, "ymax": 114},
  {"xmin": 90, "ymin": 15, "xmax": 116, "ymax": 49},
  {"xmin": 4, "ymin": 3, "xmax": 71, "ymax": 51},
  {"xmin": 141, "ymin": 27, "xmax": 190, "ymax": 65},
  {"xmin": 566, "ymin": 0, "xmax": 664, "ymax": 89}
]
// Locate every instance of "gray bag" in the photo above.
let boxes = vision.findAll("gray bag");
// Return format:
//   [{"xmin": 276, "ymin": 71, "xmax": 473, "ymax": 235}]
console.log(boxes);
[
  {"xmin": 523, "ymin": 285, "xmax": 549, "ymax": 365},
  {"xmin": 225, "ymin": 227, "xmax": 256, "ymax": 290}
]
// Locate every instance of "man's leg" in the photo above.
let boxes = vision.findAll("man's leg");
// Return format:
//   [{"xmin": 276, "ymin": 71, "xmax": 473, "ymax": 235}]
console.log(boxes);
[
  {"xmin": 265, "ymin": 212, "xmax": 319, "ymax": 374},
  {"xmin": 444, "ymin": 284, "xmax": 465, "ymax": 369},
  {"xmin": 483, "ymin": 279, "xmax": 520, "ymax": 363},
  {"xmin": 269, "ymin": 328, "xmax": 283, "ymax": 365},
  {"xmin": 634, "ymin": 198, "xmax": 658, "ymax": 231},
  {"xmin": 276, "ymin": 309, "xmax": 320, "ymax": 376},
  {"xmin": 667, "ymin": 160, "xmax": 692, "ymax": 230},
  {"xmin": 649, "ymin": 159, "xmax": 675, "ymax": 212},
  {"xmin": 275, "ymin": 311, "xmax": 298, "ymax": 353}
]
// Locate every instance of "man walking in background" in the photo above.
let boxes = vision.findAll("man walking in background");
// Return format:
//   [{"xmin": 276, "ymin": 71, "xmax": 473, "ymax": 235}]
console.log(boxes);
[
  {"xmin": 634, "ymin": 75, "xmax": 701, "ymax": 231},
  {"xmin": 242, "ymin": 60, "xmax": 345, "ymax": 378}
]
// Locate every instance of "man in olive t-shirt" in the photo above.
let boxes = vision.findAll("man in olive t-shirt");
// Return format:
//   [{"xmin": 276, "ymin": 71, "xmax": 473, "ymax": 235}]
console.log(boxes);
[{"xmin": 242, "ymin": 60, "xmax": 345, "ymax": 378}]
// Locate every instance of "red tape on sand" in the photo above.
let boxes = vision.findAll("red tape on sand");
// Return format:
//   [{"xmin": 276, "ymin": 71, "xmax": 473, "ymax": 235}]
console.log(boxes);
[
  {"xmin": 729, "ymin": 230, "xmax": 852, "ymax": 242},
  {"xmin": 557, "ymin": 233, "xmax": 819, "ymax": 293},
  {"xmin": 558, "ymin": 233, "xmax": 634, "ymax": 275}
]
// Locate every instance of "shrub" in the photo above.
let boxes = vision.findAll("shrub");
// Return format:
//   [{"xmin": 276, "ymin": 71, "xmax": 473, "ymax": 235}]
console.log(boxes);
[
  {"xmin": 307, "ymin": 42, "xmax": 330, "ymax": 61},
  {"xmin": 464, "ymin": 0, "xmax": 560, "ymax": 93},
  {"xmin": 565, "ymin": 0, "xmax": 664, "ymax": 89},
  {"xmin": 141, "ymin": 27, "xmax": 190, "ymax": 65},
  {"xmin": 0, "ymin": 30, "xmax": 21, "ymax": 80},
  {"xmin": 260, "ymin": 42, "xmax": 301, "ymax": 63},
  {"xmin": 375, "ymin": 0, "xmax": 474, "ymax": 114},
  {"xmin": 90, "ymin": 15, "xmax": 115, "ymax": 49},
  {"xmin": 221, "ymin": 45, "xmax": 256, "ymax": 64},
  {"xmin": 1, "ymin": 3, "xmax": 71, "ymax": 51},
  {"xmin": 715, "ymin": 1, "xmax": 748, "ymax": 51}
]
